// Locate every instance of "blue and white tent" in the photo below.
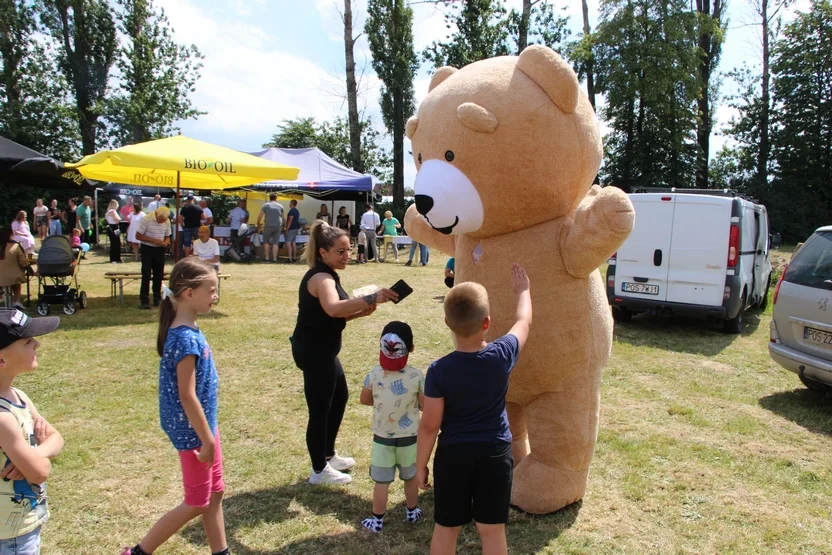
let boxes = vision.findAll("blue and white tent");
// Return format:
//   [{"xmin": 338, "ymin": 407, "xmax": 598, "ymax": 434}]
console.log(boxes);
[{"xmin": 245, "ymin": 147, "xmax": 379, "ymax": 201}]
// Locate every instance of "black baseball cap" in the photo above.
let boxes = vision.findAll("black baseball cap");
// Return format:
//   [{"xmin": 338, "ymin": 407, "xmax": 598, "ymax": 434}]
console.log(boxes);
[{"xmin": 0, "ymin": 309, "xmax": 60, "ymax": 351}]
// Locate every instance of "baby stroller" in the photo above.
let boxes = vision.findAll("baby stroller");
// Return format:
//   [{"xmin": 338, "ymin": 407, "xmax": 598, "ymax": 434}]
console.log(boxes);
[
  {"xmin": 36, "ymin": 236, "xmax": 87, "ymax": 316},
  {"xmin": 224, "ymin": 223, "xmax": 257, "ymax": 263}
]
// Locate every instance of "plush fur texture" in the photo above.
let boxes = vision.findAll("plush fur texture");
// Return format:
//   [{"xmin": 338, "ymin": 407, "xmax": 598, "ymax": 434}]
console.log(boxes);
[{"xmin": 405, "ymin": 45, "xmax": 635, "ymax": 514}]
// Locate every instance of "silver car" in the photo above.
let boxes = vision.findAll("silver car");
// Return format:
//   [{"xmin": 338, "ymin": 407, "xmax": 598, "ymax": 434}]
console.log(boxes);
[{"xmin": 769, "ymin": 226, "xmax": 832, "ymax": 393}]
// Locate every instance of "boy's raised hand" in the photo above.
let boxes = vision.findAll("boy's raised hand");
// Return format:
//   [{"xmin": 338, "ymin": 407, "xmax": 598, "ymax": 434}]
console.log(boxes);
[{"xmin": 511, "ymin": 263, "xmax": 530, "ymax": 294}]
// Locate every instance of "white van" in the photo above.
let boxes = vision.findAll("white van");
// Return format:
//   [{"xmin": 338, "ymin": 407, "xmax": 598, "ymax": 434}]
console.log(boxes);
[{"xmin": 606, "ymin": 189, "xmax": 777, "ymax": 333}]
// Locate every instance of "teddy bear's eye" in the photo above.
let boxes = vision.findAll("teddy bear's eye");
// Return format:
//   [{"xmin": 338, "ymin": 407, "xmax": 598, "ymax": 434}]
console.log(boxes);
[
  {"xmin": 445, "ymin": 150, "xmax": 455, "ymax": 162},
  {"xmin": 418, "ymin": 153, "xmax": 422, "ymax": 164}
]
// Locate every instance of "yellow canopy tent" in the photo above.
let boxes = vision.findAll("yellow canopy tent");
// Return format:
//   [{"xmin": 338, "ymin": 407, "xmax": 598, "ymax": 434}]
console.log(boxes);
[
  {"xmin": 66, "ymin": 135, "xmax": 299, "ymax": 189},
  {"xmin": 67, "ymin": 135, "xmax": 300, "ymax": 257}
]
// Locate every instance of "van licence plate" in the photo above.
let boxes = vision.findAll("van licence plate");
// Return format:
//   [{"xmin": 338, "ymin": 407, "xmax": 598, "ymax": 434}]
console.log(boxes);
[
  {"xmin": 804, "ymin": 327, "xmax": 832, "ymax": 346},
  {"xmin": 622, "ymin": 282, "xmax": 659, "ymax": 295}
]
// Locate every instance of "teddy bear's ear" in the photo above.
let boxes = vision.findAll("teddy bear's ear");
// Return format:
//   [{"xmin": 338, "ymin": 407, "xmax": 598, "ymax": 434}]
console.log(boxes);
[
  {"xmin": 429, "ymin": 66, "xmax": 458, "ymax": 92},
  {"xmin": 405, "ymin": 116, "xmax": 419, "ymax": 140},
  {"xmin": 457, "ymin": 102, "xmax": 498, "ymax": 133},
  {"xmin": 517, "ymin": 45, "xmax": 579, "ymax": 114}
]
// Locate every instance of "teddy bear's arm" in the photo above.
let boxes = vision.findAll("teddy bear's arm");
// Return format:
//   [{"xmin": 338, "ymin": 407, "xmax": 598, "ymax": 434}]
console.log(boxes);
[
  {"xmin": 560, "ymin": 185, "xmax": 635, "ymax": 279},
  {"xmin": 404, "ymin": 204, "xmax": 457, "ymax": 256}
]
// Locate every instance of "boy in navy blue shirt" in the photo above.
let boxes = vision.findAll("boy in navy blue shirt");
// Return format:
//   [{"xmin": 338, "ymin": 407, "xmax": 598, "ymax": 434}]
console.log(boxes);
[{"xmin": 416, "ymin": 263, "xmax": 532, "ymax": 555}]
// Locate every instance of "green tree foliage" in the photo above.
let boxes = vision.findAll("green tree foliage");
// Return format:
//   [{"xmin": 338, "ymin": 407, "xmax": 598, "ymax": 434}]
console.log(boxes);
[
  {"xmin": 765, "ymin": 0, "xmax": 832, "ymax": 240},
  {"xmin": 0, "ymin": 0, "xmax": 80, "ymax": 160},
  {"xmin": 39, "ymin": 0, "xmax": 118, "ymax": 155},
  {"xmin": 423, "ymin": 0, "xmax": 511, "ymax": 68},
  {"xmin": 106, "ymin": 0, "xmax": 204, "ymax": 147},
  {"xmin": 719, "ymin": 1, "xmax": 832, "ymax": 241},
  {"xmin": 365, "ymin": 0, "xmax": 418, "ymax": 208},
  {"xmin": 0, "ymin": 0, "xmax": 83, "ymax": 226},
  {"xmin": 593, "ymin": 0, "xmax": 700, "ymax": 190},
  {"xmin": 507, "ymin": 1, "xmax": 571, "ymax": 54},
  {"xmin": 264, "ymin": 117, "xmax": 392, "ymax": 184}
]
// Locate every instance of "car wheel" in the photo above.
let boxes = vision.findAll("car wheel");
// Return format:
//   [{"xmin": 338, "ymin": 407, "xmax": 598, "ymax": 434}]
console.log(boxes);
[
  {"xmin": 758, "ymin": 274, "xmax": 772, "ymax": 310},
  {"xmin": 612, "ymin": 307, "xmax": 632, "ymax": 322},
  {"xmin": 722, "ymin": 295, "xmax": 746, "ymax": 334},
  {"xmin": 799, "ymin": 373, "xmax": 830, "ymax": 393}
]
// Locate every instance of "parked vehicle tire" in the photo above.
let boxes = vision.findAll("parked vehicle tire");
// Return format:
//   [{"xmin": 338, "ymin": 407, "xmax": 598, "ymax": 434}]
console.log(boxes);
[
  {"xmin": 612, "ymin": 307, "xmax": 633, "ymax": 322},
  {"xmin": 723, "ymin": 294, "xmax": 746, "ymax": 334},
  {"xmin": 799, "ymin": 373, "xmax": 830, "ymax": 393},
  {"xmin": 36, "ymin": 302, "xmax": 49, "ymax": 316},
  {"xmin": 758, "ymin": 274, "xmax": 772, "ymax": 310}
]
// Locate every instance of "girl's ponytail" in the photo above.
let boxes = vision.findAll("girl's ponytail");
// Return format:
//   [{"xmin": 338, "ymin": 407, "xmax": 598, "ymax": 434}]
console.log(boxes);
[
  {"xmin": 156, "ymin": 257, "xmax": 214, "ymax": 357},
  {"xmin": 157, "ymin": 297, "xmax": 176, "ymax": 357},
  {"xmin": 305, "ymin": 219, "xmax": 347, "ymax": 268}
]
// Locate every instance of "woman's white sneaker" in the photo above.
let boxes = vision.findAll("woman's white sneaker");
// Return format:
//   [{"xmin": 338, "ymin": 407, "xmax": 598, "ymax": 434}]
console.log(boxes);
[
  {"xmin": 309, "ymin": 464, "xmax": 352, "ymax": 485},
  {"xmin": 327, "ymin": 452, "xmax": 356, "ymax": 471}
]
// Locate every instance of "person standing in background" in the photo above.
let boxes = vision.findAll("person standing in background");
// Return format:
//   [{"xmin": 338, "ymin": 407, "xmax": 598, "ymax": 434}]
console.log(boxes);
[
  {"xmin": 120, "ymin": 197, "xmax": 134, "ymax": 220},
  {"xmin": 227, "ymin": 200, "xmax": 249, "ymax": 239},
  {"xmin": 33, "ymin": 199, "xmax": 48, "ymax": 240},
  {"xmin": 284, "ymin": 199, "xmax": 300, "ymax": 263},
  {"xmin": 76, "ymin": 196, "xmax": 94, "ymax": 244},
  {"xmin": 257, "ymin": 194, "xmax": 284, "ymax": 263},
  {"xmin": 48, "ymin": 200, "xmax": 62, "ymax": 236},
  {"xmin": 147, "ymin": 194, "xmax": 162, "ymax": 213},
  {"xmin": 360, "ymin": 204, "xmax": 381, "ymax": 262}
]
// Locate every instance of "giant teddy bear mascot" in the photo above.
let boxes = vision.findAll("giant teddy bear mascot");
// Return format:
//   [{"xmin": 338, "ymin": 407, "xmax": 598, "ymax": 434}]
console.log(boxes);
[{"xmin": 404, "ymin": 45, "xmax": 635, "ymax": 514}]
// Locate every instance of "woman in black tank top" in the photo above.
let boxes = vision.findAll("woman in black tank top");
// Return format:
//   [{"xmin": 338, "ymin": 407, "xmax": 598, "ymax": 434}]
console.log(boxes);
[{"xmin": 291, "ymin": 221, "xmax": 398, "ymax": 484}]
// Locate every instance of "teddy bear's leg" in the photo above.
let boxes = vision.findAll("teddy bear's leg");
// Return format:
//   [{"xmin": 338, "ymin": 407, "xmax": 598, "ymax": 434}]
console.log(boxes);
[
  {"xmin": 506, "ymin": 402, "xmax": 530, "ymax": 466},
  {"xmin": 511, "ymin": 388, "xmax": 599, "ymax": 514}
]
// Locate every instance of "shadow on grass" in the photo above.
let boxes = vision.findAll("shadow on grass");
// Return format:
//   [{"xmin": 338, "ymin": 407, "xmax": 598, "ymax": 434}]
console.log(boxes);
[
  {"xmin": 758, "ymin": 388, "xmax": 832, "ymax": 436},
  {"xmin": 46, "ymin": 296, "xmax": 228, "ymax": 330},
  {"xmin": 181, "ymin": 484, "xmax": 580, "ymax": 554},
  {"xmin": 613, "ymin": 311, "xmax": 761, "ymax": 356}
]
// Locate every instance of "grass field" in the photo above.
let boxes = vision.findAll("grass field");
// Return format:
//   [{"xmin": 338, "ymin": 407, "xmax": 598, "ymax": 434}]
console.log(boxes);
[{"xmin": 17, "ymin": 246, "xmax": 832, "ymax": 554}]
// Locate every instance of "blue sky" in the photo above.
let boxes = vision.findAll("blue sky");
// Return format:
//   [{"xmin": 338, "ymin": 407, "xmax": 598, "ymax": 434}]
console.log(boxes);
[{"xmin": 158, "ymin": 0, "xmax": 812, "ymax": 189}]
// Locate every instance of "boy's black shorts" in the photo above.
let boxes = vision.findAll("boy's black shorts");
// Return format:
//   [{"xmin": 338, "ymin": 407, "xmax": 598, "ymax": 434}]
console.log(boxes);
[
  {"xmin": 433, "ymin": 441, "xmax": 513, "ymax": 527},
  {"xmin": 358, "ymin": 245, "xmax": 365, "ymax": 255}
]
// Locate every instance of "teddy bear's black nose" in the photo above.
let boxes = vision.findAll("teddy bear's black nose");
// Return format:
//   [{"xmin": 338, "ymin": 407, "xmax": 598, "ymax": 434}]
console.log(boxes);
[{"xmin": 415, "ymin": 195, "xmax": 434, "ymax": 216}]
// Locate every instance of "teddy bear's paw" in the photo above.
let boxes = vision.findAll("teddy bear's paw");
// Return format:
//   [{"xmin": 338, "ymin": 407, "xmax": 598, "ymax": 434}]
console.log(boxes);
[
  {"xmin": 587, "ymin": 187, "xmax": 635, "ymax": 233},
  {"xmin": 511, "ymin": 456, "xmax": 588, "ymax": 514}
]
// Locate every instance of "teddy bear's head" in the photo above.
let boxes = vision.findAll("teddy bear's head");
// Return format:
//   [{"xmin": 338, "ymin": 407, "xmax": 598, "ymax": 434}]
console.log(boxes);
[{"xmin": 407, "ymin": 46, "xmax": 602, "ymax": 238}]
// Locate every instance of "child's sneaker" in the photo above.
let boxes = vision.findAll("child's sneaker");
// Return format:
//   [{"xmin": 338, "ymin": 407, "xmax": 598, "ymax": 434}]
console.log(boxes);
[
  {"xmin": 361, "ymin": 514, "xmax": 384, "ymax": 533},
  {"xmin": 327, "ymin": 451, "xmax": 355, "ymax": 471},
  {"xmin": 405, "ymin": 506, "xmax": 423, "ymax": 523},
  {"xmin": 309, "ymin": 464, "xmax": 352, "ymax": 485}
]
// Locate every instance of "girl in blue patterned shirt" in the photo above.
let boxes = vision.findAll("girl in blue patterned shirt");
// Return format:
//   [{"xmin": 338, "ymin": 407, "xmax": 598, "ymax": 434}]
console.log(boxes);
[{"xmin": 123, "ymin": 258, "xmax": 228, "ymax": 555}]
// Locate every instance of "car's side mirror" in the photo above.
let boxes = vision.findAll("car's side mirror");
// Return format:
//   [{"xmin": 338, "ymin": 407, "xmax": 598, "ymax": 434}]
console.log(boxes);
[{"xmin": 770, "ymin": 233, "xmax": 782, "ymax": 249}]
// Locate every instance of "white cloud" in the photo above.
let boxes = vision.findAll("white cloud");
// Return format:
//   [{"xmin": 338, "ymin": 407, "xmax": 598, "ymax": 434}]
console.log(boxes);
[{"xmin": 157, "ymin": 0, "xmax": 346, "ymax": 147}]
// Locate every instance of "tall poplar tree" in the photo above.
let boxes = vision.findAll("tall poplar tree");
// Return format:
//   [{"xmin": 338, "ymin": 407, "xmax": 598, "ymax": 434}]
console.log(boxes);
[{"xmin": 366, "ymin": 0, "xmax": 418, "ymax": 207}]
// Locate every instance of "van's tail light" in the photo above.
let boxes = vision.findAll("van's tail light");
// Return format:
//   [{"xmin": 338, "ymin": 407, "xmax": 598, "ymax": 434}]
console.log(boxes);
[
  {"xmin": 608, "ymin": 272, "xmax": 615, "ymax": 288},
  {"xmin": 773, "ymin": 264, "xmax": 787, "ymax": 305},
  {"xmin": 608, "ymin": 252, "xmax": 617, "ymax": 265},
  {"xmin": 727, "ymin": 224, "xmax": 739, "ymax": 267}
]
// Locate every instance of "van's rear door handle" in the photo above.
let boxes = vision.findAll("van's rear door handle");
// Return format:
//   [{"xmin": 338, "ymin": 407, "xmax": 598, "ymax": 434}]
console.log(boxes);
[
  {"xmin": 653, "ymin": 249, "xmax": 663, "ymax": 266},
  {"xmin": 634, "ymin": 277, "xmax": 649, "ymax": 283}
]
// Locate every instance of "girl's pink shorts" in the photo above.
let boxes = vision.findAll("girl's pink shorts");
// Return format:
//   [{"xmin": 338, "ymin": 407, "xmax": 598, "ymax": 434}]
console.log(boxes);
[{"xmin": 178, "ymin": 430, "xmax": 225, "ymax": 507}]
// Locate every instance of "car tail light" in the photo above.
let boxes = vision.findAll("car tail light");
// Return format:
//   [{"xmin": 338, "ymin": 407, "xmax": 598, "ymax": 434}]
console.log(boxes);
[
  {"xmin": 727, "ymin": 224, "xmax": 739, "ymax": 267},
  {"xmin": 608, "ymin": 272, "xmax": 615, "ymax": 288},
  {"xmin": 770, "ymin": 319, "xmax": 780, "ymax": 343},
  {"xmin": 723, "ymin": 286, "xmax": 731, "ymax": 300},
  {"xmin": 608, "ymin": 252, "xmax": 617, "ymax": 265},
  {"xmin": 773, "ymin": 264, "xmax": 787, "ymax": 305}
]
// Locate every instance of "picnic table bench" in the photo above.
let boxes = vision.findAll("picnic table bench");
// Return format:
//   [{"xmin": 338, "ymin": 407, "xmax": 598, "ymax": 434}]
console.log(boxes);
[{"xmin": 105, "ymin": 272, "xmax": 230, "ymax": 306}]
